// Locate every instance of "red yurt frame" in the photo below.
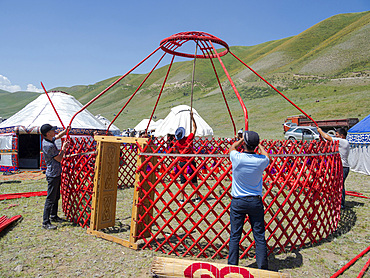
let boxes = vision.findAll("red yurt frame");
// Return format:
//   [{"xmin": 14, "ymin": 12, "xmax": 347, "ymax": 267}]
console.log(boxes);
[
  {"xmin": 56, "ymin": 31, "xmax": 343, "ymax": 260},
  {"xmin": 61, "ymin": 135, "xmax": 341, "ymax": 258}
]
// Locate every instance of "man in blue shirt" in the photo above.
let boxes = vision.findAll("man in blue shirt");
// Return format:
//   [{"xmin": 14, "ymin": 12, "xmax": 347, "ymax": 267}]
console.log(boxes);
[
  {"xmin": 41, "ymin": 124, "xmax": 69, "ymax": 230},
  {"xmin": 228, "ymin": 130, "xmax": 270, "ymax": 269}
]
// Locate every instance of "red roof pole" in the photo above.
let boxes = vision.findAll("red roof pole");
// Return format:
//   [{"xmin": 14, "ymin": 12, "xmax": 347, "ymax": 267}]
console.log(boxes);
[
  {"xmin": 209, "ymin": 42, "xmax": 249, "ymax": 132},
  {"xmin": 67, "ymin": 45, "xmax": 163, "ymax": 135},
  {"xmin": 145, "ymin": 55, "xmax": 176, "ymax": 134},
  {"xmin": 40, "ymin": 82, "xmax": 66, "ymax": 129},
  {"xmin": 330, "ymin": 245, "xmax": 370, "ymax": 278},
  {"xmin": 229, "ymin": 51, "xmax": 319, "ymax": 128},
  {"xmin": 358, "ymin": 257, "xmax": 370, "ymax": 278},
  {"xmin": 108, "ymin": 40, "xmax": 181, "ymax": 134},
  {"xmin": 198, "ymin": 40, "xmax": 237, "ymax": 136}
]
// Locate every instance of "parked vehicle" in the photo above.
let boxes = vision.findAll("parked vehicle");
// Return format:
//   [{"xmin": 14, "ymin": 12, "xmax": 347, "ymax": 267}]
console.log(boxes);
[
  {"xmin": 284, "ymin": 126, "xmax": 320, "ymax": 141},
  {"xmin": 283, "ymin": 115, "xmax": 359, "ymax": 135}
]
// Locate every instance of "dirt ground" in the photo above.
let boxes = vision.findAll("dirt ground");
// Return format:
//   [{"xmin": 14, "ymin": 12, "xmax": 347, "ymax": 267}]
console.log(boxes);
[
  {"xmin": 0, "ymin": 170, "xmax": 369, "ymax": 277},
  {"xmin": 0, "ymin": 171, "xmax": 46, "ymax": 182}
]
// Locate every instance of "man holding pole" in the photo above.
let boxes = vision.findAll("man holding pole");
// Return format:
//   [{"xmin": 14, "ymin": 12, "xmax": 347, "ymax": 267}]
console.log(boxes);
[
  {"xmin": 317, "ymin": 127, "xmax": 349, "ymax": 209},
  {"xmin": 174, "ymin": 111, "xmax": 199, "ymax": 204},
  {"xmin": 228, "ymin": 131, "xmax": 270, "ymax": 269},
  {"xmin": 41, "ymin": 124, "xmax": 69, "ymax": 230}
]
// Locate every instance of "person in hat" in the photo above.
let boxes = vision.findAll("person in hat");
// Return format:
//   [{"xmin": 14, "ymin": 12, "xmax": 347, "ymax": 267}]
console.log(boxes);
[
  {"xmin": 41, "ymin": 124, "xmax": 70, "ymax": 230},
  {"xmin": 228, "ymin": 130, "xmax": 270, "ymax": 269},
  {"xmin": 174, "ymin": 111, "xmax": 199, "ymax": 203}
]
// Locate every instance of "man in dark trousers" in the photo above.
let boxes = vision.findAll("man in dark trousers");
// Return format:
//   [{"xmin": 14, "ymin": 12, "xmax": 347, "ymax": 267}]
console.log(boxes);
[
  {"xmin": 317, "ymin": 127, "xmax": 350, "ymax": 209},
  {"xmin": 228, "ymin": 130, "xmax": 270, "ymax": 269},
  {"xmin": 41, "ymin": 124, "xmax": 69, "ymax": 230}
]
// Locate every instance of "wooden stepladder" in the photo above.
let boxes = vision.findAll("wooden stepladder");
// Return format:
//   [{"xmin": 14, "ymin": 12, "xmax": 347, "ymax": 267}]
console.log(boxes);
[{"xmin": 87, "ymin": 136, "xmax": 154, "ymax": 250}]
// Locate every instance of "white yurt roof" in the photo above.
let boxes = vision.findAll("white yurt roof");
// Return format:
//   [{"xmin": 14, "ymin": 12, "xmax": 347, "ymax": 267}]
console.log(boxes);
[
  {"xmin": 134, "ymin": 118, "xmax": 160, "ymax": 132},
  {"xmin": 0, "ymin": 92, "xmax": 107, "ymax": 132},
  {"xmin": 95, "ymin": 114, "xmax": 121, "ymax": 134},
  {"xmin": 154, "ymin": 105, "xmax": 213, "ymax": 138}
]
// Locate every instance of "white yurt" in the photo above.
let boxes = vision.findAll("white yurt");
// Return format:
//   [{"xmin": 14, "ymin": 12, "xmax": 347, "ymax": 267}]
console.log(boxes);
[
  {"xmin": 134, "ymin": 119, "xmax": 159, "ymax": 133},
  {"xmin": 347, "ymin": 114, "xmax": 370, "ymax": 175},
  {"xmin": 0, "ymin": 91, "xmax": 108, "ymax": 171},
  {"xmin": 154, "ymin": 105, "xmax": 213, "ymax": 138},
  {"xmin": 95, "ymin": 114, "xmax": 121, "ymax": 135}
]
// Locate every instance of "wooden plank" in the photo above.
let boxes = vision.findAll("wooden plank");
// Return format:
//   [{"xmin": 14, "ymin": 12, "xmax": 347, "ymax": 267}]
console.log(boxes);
[
  {"xmin": 151, "ymin": 257, "xmax": 291, "ymax": 278},
  {"xmin": 94, "ymin": 136, "xmax": 148, "ymax": 144},
  {"xmin": 94, "ymin": 141, "xmax": 120, "ymax": 229},
  {"xmin": 90, "ymin": 140, "xmax": 102, "ymax": 230},
  {"xmin": 86, "ymin": 229, "xmax": 138, "ymax": 250}
]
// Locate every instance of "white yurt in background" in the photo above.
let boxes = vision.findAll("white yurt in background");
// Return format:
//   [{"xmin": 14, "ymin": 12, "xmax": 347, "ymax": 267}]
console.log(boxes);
[
  {"xmin": 154, "ymin": 105, "xmax": 213, "ymax": 138},
  {"xmin": 95, "ymin": 114, "xmax": 121, "ymax": 135},
  {"xmin": 134, "ymin": 119, "xmax": 159, "ymax": 133},
  {"xmin": 0, "ymin": 91, "xmax": 108, "ymax": 171}
]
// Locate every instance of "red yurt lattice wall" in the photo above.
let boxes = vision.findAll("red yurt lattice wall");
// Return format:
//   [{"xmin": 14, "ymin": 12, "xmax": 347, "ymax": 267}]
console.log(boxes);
[{"xmin": 61, "ymin": 136, "xmax": 342, "ymax": 258}]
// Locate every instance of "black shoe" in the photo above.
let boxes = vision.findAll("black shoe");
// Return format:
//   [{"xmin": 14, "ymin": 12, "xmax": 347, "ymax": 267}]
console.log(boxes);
[
  {"xmin": 42, "ymin": 223, "xmax": 57, "ymax": 230},
  {"xmin": 50, "ymin": 216, "xmax": 66, "ymax": 223}
]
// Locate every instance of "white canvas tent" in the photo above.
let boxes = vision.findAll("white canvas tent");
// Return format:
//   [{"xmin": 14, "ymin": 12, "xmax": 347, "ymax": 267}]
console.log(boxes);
[
  {"xmin": 95, "ymin": 114, "xmax": 121, "ymax": 135},
  {"xmin": 0, "ymin": 92, "xmax": 108, "ymax": 132},
  {"xmin": 0, "ymin": 91, "xmax": 108, "ymax": 171},
  {"xmin": 347, "ymin": 114, "xmax": 370, "ymax": 175},
  {"xmin": 134, "ymin": 119, "xmax": 160, "ymax": 132},
  {"xmin": 154, "ymin": 105, "xmax": 213, "ymax": 138}
]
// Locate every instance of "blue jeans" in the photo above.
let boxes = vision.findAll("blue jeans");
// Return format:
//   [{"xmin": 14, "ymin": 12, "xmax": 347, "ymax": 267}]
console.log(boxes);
[
  {"xmin": 228, "ymin": 196, "xmax": 268, "ymax": 269},
  {"xmin": 342, "ymin": 167, "xmax": 350, "ymax": 209}
]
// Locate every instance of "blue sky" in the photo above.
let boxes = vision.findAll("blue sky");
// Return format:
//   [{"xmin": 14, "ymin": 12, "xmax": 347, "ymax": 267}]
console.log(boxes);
[{"xmin": 1, "ymin": 0, "xmax": 368, "ymax": 92}]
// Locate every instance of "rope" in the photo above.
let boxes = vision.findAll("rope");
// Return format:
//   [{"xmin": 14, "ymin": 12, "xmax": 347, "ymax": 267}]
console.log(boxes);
[
  {"xmin": 64, "ymin": 151, "xmax": 96, "ymax": 158},
  {"xmin": 190, "ymin": 41, "xmax": 198, "ymax": 119},
  {"xmin": 140, "ymin": 152, "xmax": 229, "ymax": 158},
  {"xmin": 229, "ymin": 51, "xmax": 319, "ymax": 128},
  {"xmin": 138, "ymin": 151, "xmax": 339, "ymax": 158},
  {"xmin": 269, "ymin": 151, "xmax": 339, "ymax": 157}
]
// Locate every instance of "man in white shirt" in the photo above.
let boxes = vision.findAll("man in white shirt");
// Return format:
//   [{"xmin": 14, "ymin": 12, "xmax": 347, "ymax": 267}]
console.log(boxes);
[{"xmin": 317, "ymin": 127, "xmax": 350, "ymax": 209}]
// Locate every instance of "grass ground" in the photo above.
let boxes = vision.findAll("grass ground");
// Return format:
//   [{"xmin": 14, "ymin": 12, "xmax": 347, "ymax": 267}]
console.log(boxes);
[{"xmin": 0, "ymin": 169, "xmax": 369, "ymax": 277}]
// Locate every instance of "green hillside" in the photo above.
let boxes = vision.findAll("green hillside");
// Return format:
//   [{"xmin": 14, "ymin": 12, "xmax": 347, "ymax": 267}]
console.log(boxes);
[
  {"xmin": 1, "ymin": 12, "xmax": 369, "ymax": 138},
  {"xmin": 0, "ymin": 92, "xmax": 40, "ymax": 121}
]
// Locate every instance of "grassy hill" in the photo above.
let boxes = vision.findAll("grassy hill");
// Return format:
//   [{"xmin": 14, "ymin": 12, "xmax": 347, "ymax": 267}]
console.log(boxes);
[{"xmin": 1, "ymin": 11, "xmax": 369, "ymax": 138}]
